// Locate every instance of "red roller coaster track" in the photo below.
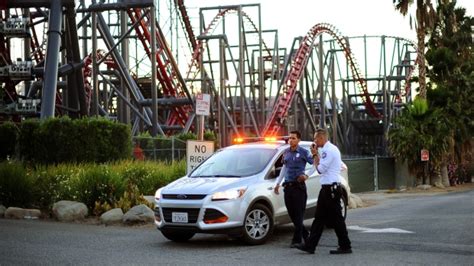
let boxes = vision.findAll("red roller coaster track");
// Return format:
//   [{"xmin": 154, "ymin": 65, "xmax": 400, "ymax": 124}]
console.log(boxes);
[
  {"xmin": 127, "ymin": 8, "xmax": 192, "ymax": 128},
  {"xmin": 262, "ymin": 23, "xmax": 383, "ymax": 137}
]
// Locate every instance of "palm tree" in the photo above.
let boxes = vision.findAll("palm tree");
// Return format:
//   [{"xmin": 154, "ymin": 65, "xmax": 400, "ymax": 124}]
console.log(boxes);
[
  {"xmin": 425, "ymin": 1, "xmax": 474, "ymax": 186},
  {"xmin": 388, "ymin": 98, "xmax": 451, "ymax": 185},
  {"xmin": 393, "ymin": 0, "xmax": 437, "ymax": 99}
]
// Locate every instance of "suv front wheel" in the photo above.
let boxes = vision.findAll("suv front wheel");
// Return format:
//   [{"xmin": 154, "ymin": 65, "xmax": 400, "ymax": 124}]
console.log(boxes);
[{"xmin": 240, "ymin": 203, "xmax": 273, "ymax": 245}]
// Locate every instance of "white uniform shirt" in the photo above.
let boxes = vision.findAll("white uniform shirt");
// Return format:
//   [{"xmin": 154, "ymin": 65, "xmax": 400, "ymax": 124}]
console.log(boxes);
[{"xmin": 316, "ymin": 141, "xmax": 343, "ymax": 185}]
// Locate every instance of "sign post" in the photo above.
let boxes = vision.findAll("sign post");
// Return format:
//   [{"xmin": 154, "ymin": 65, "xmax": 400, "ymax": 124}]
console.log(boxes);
[
  {"xmin": 195, "ymin": 93, "xmax": 210, "ymax": 141},
  {"xmin": 186, "ymin": 140, "xmax": 214, "ymax": 174}
]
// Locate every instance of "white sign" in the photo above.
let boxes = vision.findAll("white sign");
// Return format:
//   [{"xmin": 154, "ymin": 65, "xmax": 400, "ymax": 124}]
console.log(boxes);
[
  {"xmin": 195, "ymin": 93, "xmax": 211, "ymax": 116},
  {"xmin": 186, "ymin": 140, "xmax": 214, "ymax": 174}
]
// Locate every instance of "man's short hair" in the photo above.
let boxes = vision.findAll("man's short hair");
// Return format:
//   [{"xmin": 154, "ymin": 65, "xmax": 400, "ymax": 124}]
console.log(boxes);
[
  {"xmin": 315, "ymin": 128, "xmax": 328, "ymax": 137},
  {"xmin": 290, "ymin": 130, "xmax": 301, "ymax": 139}
]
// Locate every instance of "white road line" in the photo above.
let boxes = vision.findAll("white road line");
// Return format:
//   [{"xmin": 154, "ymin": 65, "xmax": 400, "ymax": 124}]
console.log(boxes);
[{"xmin": 348, "ymin": 225, "xmax": 414, "ymax": 234}]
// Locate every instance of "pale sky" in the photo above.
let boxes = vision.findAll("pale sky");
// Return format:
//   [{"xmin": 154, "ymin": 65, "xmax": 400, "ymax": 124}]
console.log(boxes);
[{"xmin": 185, "ymin": 0, "xmax": 473, "ymax": 48}]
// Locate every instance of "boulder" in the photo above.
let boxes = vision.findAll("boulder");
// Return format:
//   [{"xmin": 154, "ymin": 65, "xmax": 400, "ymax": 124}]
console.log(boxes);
[
  {"xmin": 52, "ymin": 200, "xmax": 88, "ymax": 222},
  {"xmin": 122, "ymin": 204, "xmax": 154, "ymax": 224},
  {"xmin": 0, "ymin": 205, "xmax": 6, "ymax": 218},
  {"xmin": 417, "ymin": 184, "xmax": 432, "ymax": 190},
  {"xmin": 100, "ymin": 208, "xmax": 124, "ymax": 225},
  {"xmin": 4, "ymin": 207, "xmax": 41, "ymax": 219},
  {"xmin": 348, "ymin": 193, "xmax": 364, "ymax": 209}
]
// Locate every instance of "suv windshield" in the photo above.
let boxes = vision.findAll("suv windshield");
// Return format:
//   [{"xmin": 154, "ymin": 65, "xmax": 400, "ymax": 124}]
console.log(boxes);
[{"xmin": 190, "ymin": 147, "xmax": 277, "ymax": 177}]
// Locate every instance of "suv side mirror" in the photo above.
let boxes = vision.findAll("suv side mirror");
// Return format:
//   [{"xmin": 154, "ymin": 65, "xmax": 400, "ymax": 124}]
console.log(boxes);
[{"xmin": 266, "ymin": 166, "xmax": 281, "ymax": 179}]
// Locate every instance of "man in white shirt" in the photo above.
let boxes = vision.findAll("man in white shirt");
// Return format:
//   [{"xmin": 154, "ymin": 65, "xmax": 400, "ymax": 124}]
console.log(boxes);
[{"xmin": 296, "ymin": 128, "xmax": 352, "ymax": 254}]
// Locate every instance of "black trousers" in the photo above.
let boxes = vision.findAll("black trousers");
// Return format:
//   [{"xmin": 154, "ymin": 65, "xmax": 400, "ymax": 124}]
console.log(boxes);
[
  {"xmin": 283, "ymin": 182, "xmax": 309, "ymax": 244},
  {"xmin": 305, "ymin": 184, "xmax": 351, "ymax": 251}
]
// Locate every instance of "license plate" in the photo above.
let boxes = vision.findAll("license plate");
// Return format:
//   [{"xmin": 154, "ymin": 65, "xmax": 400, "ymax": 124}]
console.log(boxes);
[{"xmin": 172, "ymin": 212, "xmax": 188, "ymax": 223}]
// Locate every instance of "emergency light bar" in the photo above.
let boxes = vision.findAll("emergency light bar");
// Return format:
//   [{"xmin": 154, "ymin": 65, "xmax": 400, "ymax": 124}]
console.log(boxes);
[{"xmin": 232, "ymin": 136, "xmax": 289, "ymax": 144}]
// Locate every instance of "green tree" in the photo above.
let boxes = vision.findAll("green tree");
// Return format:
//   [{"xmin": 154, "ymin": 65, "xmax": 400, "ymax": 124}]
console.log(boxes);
[
  {"xmin": 393, "ymin": 0, "xmax": 437, "ymax": 99},
  {"xmin": 425, "ymin": 0, "xmax": 473, "ymax": 184},
  {"xmin": 388, "ymin": 98, "xmax": 451, "ymax": 185}
]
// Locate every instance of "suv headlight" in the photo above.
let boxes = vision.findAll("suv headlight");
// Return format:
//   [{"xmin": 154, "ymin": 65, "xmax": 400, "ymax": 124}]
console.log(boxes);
[
  {"xmin": 154, "ymin": 187, "xmax": 163, "ymax": 201},
  {"xmin": 212, "ymin": 187, "xmax": 247, "ymax": 201}
]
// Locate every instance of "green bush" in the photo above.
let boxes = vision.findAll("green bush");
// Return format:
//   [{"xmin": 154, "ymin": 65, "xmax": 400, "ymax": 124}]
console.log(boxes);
[
  {"xmin": 18, "ymin": 117, "xmax": 131, "ymax": 164},
  {"xmin": 0, "ymin": 159, "xmax": 186, "ymax": 214},
  {"xmin": 32, "ymin": 164, "xmax": 79, "ymax": 210},
  {"xmin": 40, "ymin": 117, "xmax": 78, "ymax": 163},
  {"xmin": 112, "ymin": 160, "xmax": 185, "ymax": 195},
  {"xmin": 0, "ymin": 122, "xmax": 19, "ymax": 160},
  {"xmin": 62, "ymin": 164, "xmax": 125, "ymax": 210},
  {"xmin": 0, "ymin": 161, "xmax": 34, "ymax": 207},
  {"xmin": 18, "ymin": 119, "xmax": 41, "ymax": 163}
]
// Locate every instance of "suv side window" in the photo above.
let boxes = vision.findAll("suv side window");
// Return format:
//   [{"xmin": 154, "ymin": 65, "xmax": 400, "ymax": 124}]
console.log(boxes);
[
  {"xmin": 266, "ymin": 154, "xmax": 283, "ymax": 180},
  {"xmin": 302, "ymin": 145, "xmax": 317, "ymax": 175}
]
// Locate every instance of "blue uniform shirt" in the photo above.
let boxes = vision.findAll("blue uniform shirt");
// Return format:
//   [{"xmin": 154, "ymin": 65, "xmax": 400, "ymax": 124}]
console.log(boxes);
[{"xmin": 281, "ymin": 146, "xmax": 314, "ymax": 182}]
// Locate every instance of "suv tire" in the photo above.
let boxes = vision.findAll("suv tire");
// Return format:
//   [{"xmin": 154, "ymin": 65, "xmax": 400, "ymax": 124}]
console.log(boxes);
[{"xmin": 240, "ymin": 203, "xmax": 273, "ymax": 245}]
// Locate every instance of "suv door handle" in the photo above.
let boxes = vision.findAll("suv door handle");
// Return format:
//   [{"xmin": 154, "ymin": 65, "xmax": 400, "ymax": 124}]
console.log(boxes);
[{"xmin": 267, "ymin": 187, "xmax": 273, "ymax": 190}]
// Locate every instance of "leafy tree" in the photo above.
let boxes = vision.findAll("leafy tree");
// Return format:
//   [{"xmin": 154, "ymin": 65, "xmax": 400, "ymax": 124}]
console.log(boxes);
[
  {"xmin": 393, "ymin": 0, "xmax": 437, "ymax": 99},
  {"xmin": 425, "ymin": 0, "xmax": 473, "ymax": 184},
  {"xmin": 388, "ymin": 98, "xmax": 451, "ymax": 185}
]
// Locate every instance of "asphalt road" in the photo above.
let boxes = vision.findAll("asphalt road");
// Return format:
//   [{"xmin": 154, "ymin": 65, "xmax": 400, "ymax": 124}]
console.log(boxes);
[{"xmin": 1, "ymin": 189, "xmax": 473, "ymax": 265}]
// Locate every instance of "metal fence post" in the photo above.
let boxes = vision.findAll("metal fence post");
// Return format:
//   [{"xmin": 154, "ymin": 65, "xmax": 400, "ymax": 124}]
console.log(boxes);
[
  {"xmin": 172, "ymin": 136, "xmax": 175, "ymax": 162},
  {"xmin": 374, "ymin": 155, "xmax": 379, "ymax": 191}
]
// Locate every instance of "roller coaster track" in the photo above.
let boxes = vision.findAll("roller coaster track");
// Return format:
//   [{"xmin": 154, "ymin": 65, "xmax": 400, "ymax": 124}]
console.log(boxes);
[
  {"xmin": 167, "ymin": 6, "xmax": 273, "ymax": 131},
  {"xmin": 263, "ymin": 23, "xmax": 383, "ymax": 137},
  {"xmin": 175, "ymin": 0, "xmax": 197, "ymax": 51},
  {"xmin": 127, "ymin": 7, "xmax": 192, "ymax": 128},
  {"xmin": 82, "ymin": 50, "xmax": 116, "ymax": 113},
  {"xmin": 185, "ymin": 7, "xmax": 272, "ymax": 81}
]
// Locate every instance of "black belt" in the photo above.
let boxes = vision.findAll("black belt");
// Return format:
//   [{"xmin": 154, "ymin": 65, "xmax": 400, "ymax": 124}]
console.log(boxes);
[
  {"xmin": 321, "ymin": 182, "xmax": 341, "ymax": 188},
  {"xmin": 282, "ymin": 181, "xmax": 304, "ymax": 187}
]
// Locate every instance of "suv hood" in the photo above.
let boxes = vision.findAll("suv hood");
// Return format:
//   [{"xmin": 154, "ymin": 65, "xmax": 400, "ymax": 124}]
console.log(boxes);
[{"xmin": 162, "ymin": 176, "xmax": 245, "ymax": 195}]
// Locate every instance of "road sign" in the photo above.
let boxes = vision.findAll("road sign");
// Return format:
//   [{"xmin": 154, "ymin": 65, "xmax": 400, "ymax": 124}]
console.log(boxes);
[
  {"xmin": 195, "ymin": 93, "xmax": 210, "ymax": 116},
  {"xmin": 421, "ymin": 149, "xmax": 429, "ymax": 161},
  {"xmin": 186, "ymin": 140, "xmax": 214, "ymax": 174}
]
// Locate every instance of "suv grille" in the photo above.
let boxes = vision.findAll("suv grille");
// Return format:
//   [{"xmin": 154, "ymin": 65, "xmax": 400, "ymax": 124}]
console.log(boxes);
[
  {"xmin": 162, "ymin": 194, "xmax": 207, "ymax": 200},
  {"xmin": 162, "ymin": 208, "xmax": 200, "ymax": 223}
]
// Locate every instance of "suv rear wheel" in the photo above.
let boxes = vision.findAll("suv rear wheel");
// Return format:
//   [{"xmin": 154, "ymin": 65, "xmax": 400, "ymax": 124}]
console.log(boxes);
[
  {"xmin": 161, "ymin": 229, "xmax": 195, "ymax": 242},
  {"xmin": 240, "ymin": 203, "xmax": 273, "ymax": 245}
]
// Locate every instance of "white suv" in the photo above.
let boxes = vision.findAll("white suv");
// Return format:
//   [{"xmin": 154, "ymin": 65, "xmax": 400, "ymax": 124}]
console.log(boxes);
[{"xmin": 154, "ymin": 140, "xmax": 350, "ymax": 245}]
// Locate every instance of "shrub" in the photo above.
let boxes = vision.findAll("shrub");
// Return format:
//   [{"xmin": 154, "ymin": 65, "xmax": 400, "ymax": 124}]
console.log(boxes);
[
  {"xmin": 40, "ymin": 117, "xmax": 78, "ymax": 163},
  {"xmin": 0, "ymin": 122, "xmax": 18, "ymax": 160},
  {"xmin": 0, "ymin": 161, "xmax": 34, "ymax": 207},
  {"xmin": 61, "ymin": 164, "xmax": 125, "ymax": 210},
  {"xmin": 112, "ymin": 160, "xmax": 186, "ymax": 195},
  {"xmin": 32, "ymin": 164, "xmax": 79, "ymax": 210},
  {"xmin": 18, "ymin": 119, "xmax": 41, "ymax": 163}
]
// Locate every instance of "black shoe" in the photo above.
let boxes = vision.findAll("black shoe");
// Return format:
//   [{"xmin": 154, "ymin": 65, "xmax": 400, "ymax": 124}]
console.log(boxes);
[
  {"xmin": 295, "ymin": 243, "xmax": 315, "ymax": 254},
  {"xmin": 329, "ymin": 248, "xmax": 352, "ymax": 254},
  {"xmin": 290, "ymin": 242, "xmax": 299, "ymax": 248}
]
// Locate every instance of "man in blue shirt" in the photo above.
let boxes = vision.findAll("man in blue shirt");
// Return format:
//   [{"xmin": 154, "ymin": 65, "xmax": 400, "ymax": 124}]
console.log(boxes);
[{"xmin": 274, "ymin": 130, "xmax": 316, "ymax": 247}]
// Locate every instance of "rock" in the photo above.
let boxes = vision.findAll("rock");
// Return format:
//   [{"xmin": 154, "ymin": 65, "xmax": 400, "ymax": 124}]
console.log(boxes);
[
  {"xmin": 122, "ymin": 204, "xmax": 154, "ymax": 224},
  {"xmin": 0, "ymin": 205, "xmax": 6, "ymax": 218},
  {"xmin": 52, "ymin": 201, "xmax": 88, "ymax": 222},
  {"xmin": 100, "ymin": 208, "xmax": 124, "ymax": 225},
  {"xmin": 434, "ymin": 182, "xmax": 445, "ymax": 189},
  {"xmin": 417, "ymin": 184, "xmax": 432, "ymax": 190},
  {"xmin": 4, "ymin": 207, "xmax": 41, "ymax": 219},
  {"xmin": 348, "ymin": 194, "xmax": 364, "ymax": 209}
]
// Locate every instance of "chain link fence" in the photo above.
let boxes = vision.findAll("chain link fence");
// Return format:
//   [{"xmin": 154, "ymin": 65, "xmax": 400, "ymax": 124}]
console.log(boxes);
[{"xmin": 132, "ymin": 136, "xmax": 187, "ymax": 162}]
